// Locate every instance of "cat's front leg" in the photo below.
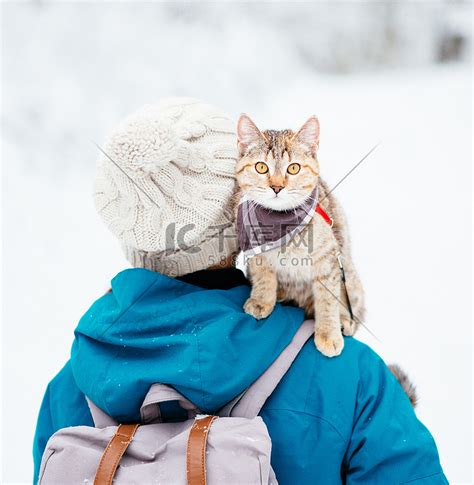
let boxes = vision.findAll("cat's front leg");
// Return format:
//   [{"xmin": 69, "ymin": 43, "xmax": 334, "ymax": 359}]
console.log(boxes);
[
  {"xmin": 339, "ymin": 282, "xmax": 355, "ymax": 337},
  {"xmin": 339, "ymin": 257, "xmax": 366, "ymax": 336},
  {"xmin": 313, "ymin": 255, "xmax": 344, "ymax": 357},
  {"xmin": 244, "ymin": 255, "xmax": 278, "ymax": 319}
]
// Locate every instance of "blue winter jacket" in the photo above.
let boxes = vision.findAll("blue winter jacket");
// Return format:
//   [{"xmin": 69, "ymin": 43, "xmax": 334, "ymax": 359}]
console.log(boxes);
[{"xmin": 33, "ymin": 268, "xmax": 447, "ymax": 484}]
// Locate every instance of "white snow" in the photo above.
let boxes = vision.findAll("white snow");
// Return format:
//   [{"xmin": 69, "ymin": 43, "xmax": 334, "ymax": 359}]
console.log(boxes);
[{"xmin": 2, "ymin": 3, "xmax": 472, "ymax": 484}]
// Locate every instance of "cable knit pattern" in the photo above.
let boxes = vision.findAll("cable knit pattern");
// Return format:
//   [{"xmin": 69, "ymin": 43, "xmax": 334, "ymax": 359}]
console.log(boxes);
[{"xmin": 94, "ymin": 98, "xmax": 239, "ymax": 276}]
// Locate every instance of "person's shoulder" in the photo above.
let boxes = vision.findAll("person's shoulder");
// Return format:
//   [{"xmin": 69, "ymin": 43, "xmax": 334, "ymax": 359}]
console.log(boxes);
[
  {"xmin": 301, "ymin": 335, "xmax": 385, "ymax": 380},
  {"xmin": 310, "ymin": 336, "xmax": 390, "ymax": 400},
  {"xmin": 340, "ymin": 336, "xmax": 385, "ymax": 368},
  {"xmin": 278, "ymin": 336, "xmax": 391, "ymax": 439}
]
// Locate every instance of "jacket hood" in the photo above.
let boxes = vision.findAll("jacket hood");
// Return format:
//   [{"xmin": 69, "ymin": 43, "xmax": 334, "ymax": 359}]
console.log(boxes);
[{"xmin": 71, "ymin": 268, "xmax": 304, "ymax": 422}]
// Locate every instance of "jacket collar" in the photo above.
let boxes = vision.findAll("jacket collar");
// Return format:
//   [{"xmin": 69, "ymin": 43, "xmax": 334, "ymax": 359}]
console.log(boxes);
[{"xmin": 177, "ymin": 267, "xmax": 249, "ymax": 290}]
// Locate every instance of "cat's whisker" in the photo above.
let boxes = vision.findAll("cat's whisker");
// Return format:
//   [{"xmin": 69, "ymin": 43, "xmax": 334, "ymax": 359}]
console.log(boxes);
[{"xmin": 247, "ymin": 200, "xmax": 261, "ymax": 212}]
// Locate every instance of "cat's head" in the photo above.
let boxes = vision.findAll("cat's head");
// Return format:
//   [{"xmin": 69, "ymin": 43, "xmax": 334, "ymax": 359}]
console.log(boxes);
[{"xmin": 236, "ymin": 114, "xmax": 320, "ymax": 211}]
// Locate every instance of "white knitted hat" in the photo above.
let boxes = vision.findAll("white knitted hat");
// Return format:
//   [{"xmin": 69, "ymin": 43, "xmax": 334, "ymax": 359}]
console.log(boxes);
[{"xmin": 94, "ymin": 98, "xmax": 239, "ymax": 277}]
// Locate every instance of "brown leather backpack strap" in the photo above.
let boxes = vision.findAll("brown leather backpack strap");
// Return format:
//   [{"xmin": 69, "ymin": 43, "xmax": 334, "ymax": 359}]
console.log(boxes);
[
  {"xmin": 94, "ymin": 423, "xmax": 139, "ymax": 485},
  {"xmin": 186, "ymin": 416, "xmax": 218, "ymax": 485}
]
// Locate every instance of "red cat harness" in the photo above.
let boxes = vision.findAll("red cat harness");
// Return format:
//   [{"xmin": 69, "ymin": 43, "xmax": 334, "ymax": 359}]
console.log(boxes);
[{"xmin": 315, "ymin": 204, "xmax": 333, "ymax": 227}]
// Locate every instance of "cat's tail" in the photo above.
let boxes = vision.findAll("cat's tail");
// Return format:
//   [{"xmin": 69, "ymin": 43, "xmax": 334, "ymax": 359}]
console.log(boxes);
[{"xmin": 388, "ymin": 364, "xmax": 418, "ymax": 408}]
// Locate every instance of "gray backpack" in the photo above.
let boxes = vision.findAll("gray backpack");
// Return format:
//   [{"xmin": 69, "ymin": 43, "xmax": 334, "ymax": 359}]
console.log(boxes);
[{"xmin": 39, "ymin": 320, "xmax": 313, "ymax": 485}]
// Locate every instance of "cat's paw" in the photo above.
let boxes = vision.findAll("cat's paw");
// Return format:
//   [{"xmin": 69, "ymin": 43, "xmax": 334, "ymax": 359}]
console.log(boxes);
[
  {"xmin": 244, "ymin": 298, "xmax": 275, "ymax": 319},
  {"xmin": 314, "ymin": 330, "xmax": 344, "ymax": 357},
  {"xmin": 341, "ymin": 314, "xmax": 355, "ymax": 336}
]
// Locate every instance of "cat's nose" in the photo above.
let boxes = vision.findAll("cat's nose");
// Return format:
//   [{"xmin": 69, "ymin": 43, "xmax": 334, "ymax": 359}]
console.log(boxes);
[{"xmin": 271, "ymin": 185, "xmax": 284, "ymax": 194}]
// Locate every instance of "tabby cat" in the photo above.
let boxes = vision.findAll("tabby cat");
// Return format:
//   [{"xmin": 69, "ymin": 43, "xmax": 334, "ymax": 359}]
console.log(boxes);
[{"xmin": 235, "ymin": 114, "xmax": 365, "ymax": 357}]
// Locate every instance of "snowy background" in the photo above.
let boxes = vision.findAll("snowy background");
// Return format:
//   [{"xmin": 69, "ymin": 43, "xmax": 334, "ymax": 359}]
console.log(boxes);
[{"xmin": 2, "ymin": 2, "xmax": 472, "ymax": 483}]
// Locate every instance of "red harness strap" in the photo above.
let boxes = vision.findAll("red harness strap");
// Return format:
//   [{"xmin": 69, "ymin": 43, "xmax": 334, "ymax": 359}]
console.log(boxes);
[{"xmin": 316, "ymin": 204, "xmax": 333, "ymax": 227}]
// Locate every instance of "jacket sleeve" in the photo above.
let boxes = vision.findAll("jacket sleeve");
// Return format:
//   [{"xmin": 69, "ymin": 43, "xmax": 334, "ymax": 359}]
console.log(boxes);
[
  {"xmin": 343, "ymin": 347, "xmax": 448, "ymax": 484},
  {"xmin": 33, "ymin": 361, "xmax": 93, "ymax": 484}
]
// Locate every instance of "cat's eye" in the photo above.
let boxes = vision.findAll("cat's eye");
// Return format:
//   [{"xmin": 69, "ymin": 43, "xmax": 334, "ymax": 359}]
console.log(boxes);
[
  {"xmin": 255, "ymin": 162, "xmax": 269, "ymax": 174},
  {"xmin": 287, "ymin": 163, "xmax": 301, "ymax": 175}
]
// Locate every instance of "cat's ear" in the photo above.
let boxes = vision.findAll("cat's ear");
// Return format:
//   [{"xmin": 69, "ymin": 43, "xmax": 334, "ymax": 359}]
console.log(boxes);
[
  {"xmin": 293, "ymin": 116, "xmax": 320, "ymax": 155},
  {"xmin": 237, "ymin": 114, "xmax": 266, "ymax": 155}
]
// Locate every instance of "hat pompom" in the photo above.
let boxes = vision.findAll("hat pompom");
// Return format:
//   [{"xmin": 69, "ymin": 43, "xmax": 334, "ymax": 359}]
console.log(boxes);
[
  {"xmin": 105, "ymin": 116, "xmax": 193, "ymax": 177},
  {"xmin": 105, "ymin": 109, "xmax": 219, "ymax": 177}
]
